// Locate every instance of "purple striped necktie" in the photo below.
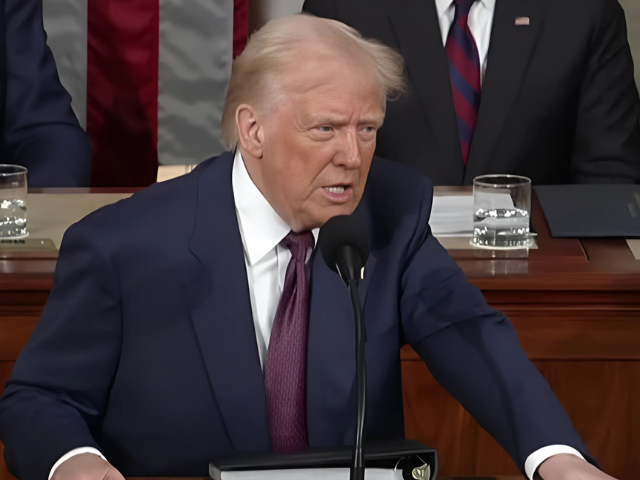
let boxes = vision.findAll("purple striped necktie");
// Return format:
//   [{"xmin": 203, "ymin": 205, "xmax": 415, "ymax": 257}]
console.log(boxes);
[
  {"xmin": 446, "ymin": 0, "xmax": 481, "ymax": 165},
  {"xmin": 265, "ymin": 230, "xmax": 315, "ymax": 453}
]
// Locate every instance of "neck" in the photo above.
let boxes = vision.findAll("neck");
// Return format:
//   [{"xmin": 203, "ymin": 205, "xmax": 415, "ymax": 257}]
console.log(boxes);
[{"xmin": 237, "ymin": 147, "xmax": 303, "ymax": 232}]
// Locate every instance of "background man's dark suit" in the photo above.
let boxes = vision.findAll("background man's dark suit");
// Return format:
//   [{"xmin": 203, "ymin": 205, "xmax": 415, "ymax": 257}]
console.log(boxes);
[
  {"xmin": 0, "ymin": 152, "xmax": 592, "ymax": 480},
  {"xmin": 0, "ymin": 0, "xmax": 91, "ymax": 187},
  {"xmin": 303, "ymin": 0, "xmax": 640, "ymax": 185}
]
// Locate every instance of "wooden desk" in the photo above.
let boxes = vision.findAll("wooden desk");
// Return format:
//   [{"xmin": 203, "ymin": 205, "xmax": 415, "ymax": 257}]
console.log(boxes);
[{"xmin": 0, "ymin": 188, "xmax": 638, "ymax": 480}]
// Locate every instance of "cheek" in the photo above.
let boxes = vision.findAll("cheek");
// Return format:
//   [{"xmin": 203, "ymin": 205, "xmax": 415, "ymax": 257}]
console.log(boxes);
[
  {"xmin": 270, "ymin": 163, "xmax": 315, "ymax": 205},
  {"xmin": 294, "ymin": 155, "xmax": 336, "ymax": 191},
  {"xmin": 358, "ymin": 145, "xmax": 374, "ymax": 177},
  {"xmin": 360, "ymin": 138, "xmax": 377, "ymax": 157}
]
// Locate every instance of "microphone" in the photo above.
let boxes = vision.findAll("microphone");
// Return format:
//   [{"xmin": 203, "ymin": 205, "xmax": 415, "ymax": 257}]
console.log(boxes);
[
  {"xmin": 318, "ymin": 214, "xmax": 370, "ymax": 285},
  {"xmin": 318, "ymin": 214, "xmax": 370, "ymax": 480}
]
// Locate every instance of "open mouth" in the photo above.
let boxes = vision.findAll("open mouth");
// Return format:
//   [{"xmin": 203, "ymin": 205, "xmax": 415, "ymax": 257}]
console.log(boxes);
[
  {"xmin": 324, "ymin": 185, "xmax": 349, "ymax": 195},
  {"xmin": 322, "ymin": 184, "xmax": 353, "ymax": 203}
]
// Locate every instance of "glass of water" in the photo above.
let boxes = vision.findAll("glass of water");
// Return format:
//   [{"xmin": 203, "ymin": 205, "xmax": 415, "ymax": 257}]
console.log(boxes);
[
  {"xmin": 0, "ymin": 165, "xmax": 28, "ymax": 239},
  {"xmin": 472, "ymin": 174, "xmax": 531, "ymax": 248}
]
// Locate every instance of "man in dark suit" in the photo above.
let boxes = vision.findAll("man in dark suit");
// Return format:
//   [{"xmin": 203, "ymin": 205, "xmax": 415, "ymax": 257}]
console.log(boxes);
[
  {"xmin": 0, "ymin": 0, "xmax": 91, "ymax": 187},
  {"xmin": 303, "ymin": 0, "xmax": 640, "ymax": 185},
  {"xmin": 0, "ymin": 15, "xmax": 615, "ymax": 480}
]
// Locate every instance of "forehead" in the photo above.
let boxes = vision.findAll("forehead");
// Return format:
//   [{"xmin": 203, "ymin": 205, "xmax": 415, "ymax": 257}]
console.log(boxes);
[{"xmin": 278, "ymin": 47, "xmax": 385, "ymax": 116}]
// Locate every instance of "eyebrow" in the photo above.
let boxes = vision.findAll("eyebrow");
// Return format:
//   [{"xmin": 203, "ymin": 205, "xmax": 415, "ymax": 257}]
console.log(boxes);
[{"xmin": 308, "ymin": 116, "xmax": 385, "ymax": 128}]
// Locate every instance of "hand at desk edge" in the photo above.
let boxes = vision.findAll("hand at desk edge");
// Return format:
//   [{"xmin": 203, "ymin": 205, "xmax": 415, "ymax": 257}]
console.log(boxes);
[
  {"xmin": 538, "ymin": 454, "xmax": 617, "ymax": 480},
  {"xmin": 51, "ymin": 453, "xmax": 124, "ymax": 480}
]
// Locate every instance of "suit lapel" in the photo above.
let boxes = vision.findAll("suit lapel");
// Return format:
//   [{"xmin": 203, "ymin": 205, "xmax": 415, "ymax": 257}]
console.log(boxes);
[
  {"xmin": 388, "ymin": 0, "xmax": 465, "ymax": 182},
  {"xmin": 183, "ymin": 153, "xmax": 271, "ymax": 453},
  {"xmin": 464, "ymin": 0, "xmax": 544, "ymax": 182}
]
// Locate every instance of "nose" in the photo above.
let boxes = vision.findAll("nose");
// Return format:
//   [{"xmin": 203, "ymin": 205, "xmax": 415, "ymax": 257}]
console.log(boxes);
[{"xmin": 333, "ymin": 129, "xmax": 362, "ymax": 169}]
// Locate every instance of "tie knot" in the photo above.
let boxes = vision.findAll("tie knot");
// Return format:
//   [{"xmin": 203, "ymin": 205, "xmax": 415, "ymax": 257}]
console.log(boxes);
[
  {"xmin": 283, "ymin": 231, "xmax": 315, "ymax": 263},
  {"xmin": 454, "ymin": 0, "xmax": 475, "ymax": 18}
]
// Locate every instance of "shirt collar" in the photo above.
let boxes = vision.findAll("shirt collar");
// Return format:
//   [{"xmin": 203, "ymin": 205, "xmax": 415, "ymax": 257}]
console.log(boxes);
[
  {"xmin": 232, "ymin": 149, "xmax": 319, "ymax": 266},
  {"xmin": 435, "ymin": 0, "xmax": 495, "ymax": 18}
]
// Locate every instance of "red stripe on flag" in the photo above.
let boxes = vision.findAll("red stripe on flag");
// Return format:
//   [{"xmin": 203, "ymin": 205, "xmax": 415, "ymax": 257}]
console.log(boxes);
[
  {"xmin": 87, "ymin": 0, "xmax": 159, "ymax": 187},
  {"xmin": 233, "ymin": 0, "xmax": 249, "ymax": 59}
]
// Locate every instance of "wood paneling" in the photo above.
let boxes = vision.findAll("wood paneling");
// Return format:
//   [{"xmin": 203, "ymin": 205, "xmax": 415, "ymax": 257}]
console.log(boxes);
[
  {"xmin": 0, "ymin": 318, "xmax": 40, "ymax": 361},
  {"xmin": 0, "ymin": 363, "xmax": 13, "ymax": 396},
  {"xmin": 0, "ymin": 365, "xmax": 16, "ymax": 480},
  {"xmin": 0, "ymin": 442, "xmax": 16, "ymax": 480},
  {"xmin": 402, "ymin": 360, "xmax": 640, "ymax": 479},
  {"xmin": 402, "ymin": 310, "xmax": 640, "ymax": 362},
  {"xmin": 536, "ymin": 362, "xmax": 640, "ymax": 480},
  {"xmin": 507, "ymin": 311, "xmax": 640, "ymax": 361}
]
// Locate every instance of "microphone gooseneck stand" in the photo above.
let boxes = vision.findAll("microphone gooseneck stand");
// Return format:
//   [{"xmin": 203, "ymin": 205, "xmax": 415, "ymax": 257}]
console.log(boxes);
[
  {"xmin": 318, "ymin": 214, "xmax": 371, "ymax": 480},
  {"xmin": 348, "ymin": 278, "xmax": 366, "ymax": 480},
  {"xmin": 334, "ymin": 244, "xmax": 367, "ymax": 480}
]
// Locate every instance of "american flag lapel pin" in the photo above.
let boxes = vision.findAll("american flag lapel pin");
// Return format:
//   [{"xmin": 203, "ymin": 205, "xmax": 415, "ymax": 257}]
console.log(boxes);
[{"xmin": 515, "ymin": 17, "xmax": 530, "ymax": 26}]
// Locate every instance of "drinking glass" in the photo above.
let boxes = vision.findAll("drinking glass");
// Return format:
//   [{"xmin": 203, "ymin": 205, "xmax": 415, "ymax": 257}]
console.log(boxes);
[
  {"xmin": 0, "ymin": 165, "xmax": 28, "ymax": 239},
  {"xmin": 472, "ymin": 174, "xmax": 531, "ymax": 248}
]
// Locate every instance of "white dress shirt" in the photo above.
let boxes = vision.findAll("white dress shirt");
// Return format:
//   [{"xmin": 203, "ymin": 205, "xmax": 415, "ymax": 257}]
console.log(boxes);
[
  {"xmin": 232, "ymin": 150, "xmax": 319, "ymax": 368},
  {"xmin": 49, "ymin": 152, "xmax": 583, "ymax": 478}
]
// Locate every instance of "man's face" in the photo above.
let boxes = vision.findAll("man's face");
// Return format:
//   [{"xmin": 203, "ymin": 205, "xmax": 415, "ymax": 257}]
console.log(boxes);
[{"xmin": 248, "ymin": 50, "xmax": 385, "ymax": 232}]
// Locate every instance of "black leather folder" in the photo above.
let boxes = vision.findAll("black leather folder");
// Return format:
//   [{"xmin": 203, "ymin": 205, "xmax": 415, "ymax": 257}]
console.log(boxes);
[
  {"xmin": 535, "ymin": 184, "xmax": 640, "ymax": 238},
  {"xmin": 209, "ymin": 439, "xmax": 437, "ymax": 480}
]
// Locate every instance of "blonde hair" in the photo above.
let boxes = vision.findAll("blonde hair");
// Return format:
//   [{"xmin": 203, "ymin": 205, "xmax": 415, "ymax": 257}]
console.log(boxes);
[{"xmin": 221, "ymin": 14, "xmax": 407, "ymax": 149}]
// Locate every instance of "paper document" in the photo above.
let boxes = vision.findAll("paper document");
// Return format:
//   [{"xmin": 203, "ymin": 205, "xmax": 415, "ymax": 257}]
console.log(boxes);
[
  {"xmin": 221, "ymin": 468, "xmax": 403, "ymax": 480},
  {"xmin": 430, "ymin": 193, "xmax": 515, "ymax": 237},
  {"xmin": 430, "ymin": 195, "xmax": 474, "ymax": 236},
  {"xmin": 628, "ymin": 240, "xmax": 640, "ymax": 260}
]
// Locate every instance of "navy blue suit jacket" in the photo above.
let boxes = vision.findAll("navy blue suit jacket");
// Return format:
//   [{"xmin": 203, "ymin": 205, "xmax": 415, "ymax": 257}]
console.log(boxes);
[
  {"xmin": 0, "ymin": 0, "xmax": 91, "ymax": 187},
  {"xmin": 0, "ymin": 152, "xmax": 592, "ymax": 479}
]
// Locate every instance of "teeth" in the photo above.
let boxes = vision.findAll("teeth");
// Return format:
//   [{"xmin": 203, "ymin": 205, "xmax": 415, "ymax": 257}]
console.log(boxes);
[{"xmin": 325, "ymin": 186, "xmax": 346, "ymax": 194}]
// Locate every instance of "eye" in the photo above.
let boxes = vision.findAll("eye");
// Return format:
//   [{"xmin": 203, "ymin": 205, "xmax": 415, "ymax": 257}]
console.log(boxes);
[
  {"xmin": 363, "ymin": 126, "xmax": 376, "ymax": 134},
  {"xmin": 317, "ymin": 126, "xmax": 333, "ymax": 133}
]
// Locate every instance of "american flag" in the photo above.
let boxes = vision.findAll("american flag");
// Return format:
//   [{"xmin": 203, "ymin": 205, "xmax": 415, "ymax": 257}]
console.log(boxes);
[{"xmin": 43, "ymin": 0, "xmax": 249, "ymax": 187}]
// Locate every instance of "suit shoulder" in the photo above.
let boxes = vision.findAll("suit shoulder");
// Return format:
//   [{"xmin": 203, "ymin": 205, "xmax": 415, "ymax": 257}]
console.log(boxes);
[
  {"xmin": 304, "ymin": 0, "xmax": 388, "ymax": 16},
  {"xmin": 361, "ymin": 158, "xmax": 433, "ymax": 248},
  {"xmin": 582, "ymin": 0, "xmax": 625, "ymax": 12},
  {"xmin": 369, "ymin": 156, "xmax": 432, "ymax": 187},
  {"xmin": 366, "ymin": 157, "xmax": 433, "ymax": 208},
  {"xmin": 65, "ymin": 157, "xmax": 219, "ymax": 245},
  {"xmin": 552, "ymin": 0, "xmax": 625, "ymax": 22},
  {"xmin": 594, "ymin": 0, "xmax": 626, "ymax": 22},
  {"xmin": 304, "ymin": 0, "xmax": 391, "ymax": 27}
]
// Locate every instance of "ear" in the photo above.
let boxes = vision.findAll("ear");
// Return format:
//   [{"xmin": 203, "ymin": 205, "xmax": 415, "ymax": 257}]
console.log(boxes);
[{"xmin": 236, "ymin": 104, "xmax": 264, "ymax": 159}]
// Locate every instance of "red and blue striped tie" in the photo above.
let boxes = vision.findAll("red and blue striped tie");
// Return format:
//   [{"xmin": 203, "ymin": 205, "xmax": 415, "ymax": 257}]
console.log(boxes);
[{"xmin": 446, "ymin": 0, "xmax": 481, "ymax": 165}]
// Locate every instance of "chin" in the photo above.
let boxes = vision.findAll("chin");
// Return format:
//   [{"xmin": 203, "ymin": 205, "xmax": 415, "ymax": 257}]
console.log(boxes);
[{"xmin": 315, "ymin": 205, "xmax": 359, "ymax": 228}]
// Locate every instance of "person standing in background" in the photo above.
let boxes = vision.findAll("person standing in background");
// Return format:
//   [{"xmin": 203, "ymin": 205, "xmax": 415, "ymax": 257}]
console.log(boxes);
[
  {"xmin": 0, "ymin": 0, "xmax": 91, "ymax": 187},
  {"xmin": 303, "ymin": 0, "xmax": 640, "ymax": 185}
]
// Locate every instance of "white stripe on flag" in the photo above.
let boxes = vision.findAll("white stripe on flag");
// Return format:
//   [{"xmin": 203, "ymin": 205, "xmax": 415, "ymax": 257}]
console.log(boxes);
[
  {"xmin": 42, "ymin": 0, "xmax": 89, "ymax": 130},
  {"xmin": 158, "ymin": 0, "xmax": 234, "ymax": 166}
]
